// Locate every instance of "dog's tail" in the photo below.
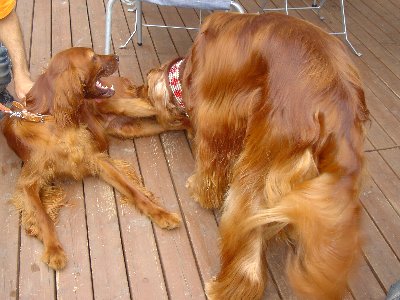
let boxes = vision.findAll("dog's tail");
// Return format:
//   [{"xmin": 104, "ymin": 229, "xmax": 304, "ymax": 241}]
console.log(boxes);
[{"xmin": 241, "ymin": 147, "xmax": 363, "ymax": 298}]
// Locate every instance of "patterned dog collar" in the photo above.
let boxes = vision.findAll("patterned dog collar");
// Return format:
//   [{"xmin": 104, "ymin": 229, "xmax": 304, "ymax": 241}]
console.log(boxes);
[{"xmin": 168, "ymin": 59, "xmax": 185, "ymax": 109}]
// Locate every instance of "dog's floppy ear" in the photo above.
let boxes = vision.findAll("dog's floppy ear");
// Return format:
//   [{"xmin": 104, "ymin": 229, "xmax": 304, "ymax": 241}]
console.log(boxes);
[{"xmin": 53, "ymin": 65, "xmax": 85, "ymax": 127}]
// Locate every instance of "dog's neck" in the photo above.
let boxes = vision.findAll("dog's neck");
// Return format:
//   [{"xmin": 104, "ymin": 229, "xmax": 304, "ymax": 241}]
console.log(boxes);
[
  {"xmin": 166, "ymin": 58, "xmax": 190, "ymax": 119},
  {"xmin": 168, "ymin": 59, "xmax": 186, "ymax": 111}
]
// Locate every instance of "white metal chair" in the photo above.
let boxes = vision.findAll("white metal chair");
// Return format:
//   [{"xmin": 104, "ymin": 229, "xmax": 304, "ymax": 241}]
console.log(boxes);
[
  {"xmin": 105, "ymin": 0, "xmax": 245, "ymax": 54},
  {"xmin": 259, "ymin": 0, "xmax": 361, "ymax": 56}
]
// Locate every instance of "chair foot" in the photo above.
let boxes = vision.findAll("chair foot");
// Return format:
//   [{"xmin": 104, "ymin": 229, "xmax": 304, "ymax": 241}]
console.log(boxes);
[{"xmin": 345, "ymin": 37, "xmax": 362, "ymax": 56}]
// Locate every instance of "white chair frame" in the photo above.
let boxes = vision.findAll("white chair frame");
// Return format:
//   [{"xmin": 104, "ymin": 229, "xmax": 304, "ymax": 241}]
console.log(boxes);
[{"xmin": 105, "ymin": 0, "xmax": 245, "ymax": 54}]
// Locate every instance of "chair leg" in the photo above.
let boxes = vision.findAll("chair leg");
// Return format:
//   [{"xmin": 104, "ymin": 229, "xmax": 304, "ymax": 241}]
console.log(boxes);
[
  {"xmin": 338, "ymin": 0, "xmax": 362, "ymax": 56},
  {"xmin": 105, "ymin": 0, "xmax": 118, "ymax": 54},
  {"xmin": 119, "ymin": 0, "xmax": 142, "ymax": 48},
  {"xmin": 230, "ymin": 1, "xmax": 245, "ymax": 13},
  {"xmin": 137, "ymin": 0, "xmax": 143, "ymax": 45}
]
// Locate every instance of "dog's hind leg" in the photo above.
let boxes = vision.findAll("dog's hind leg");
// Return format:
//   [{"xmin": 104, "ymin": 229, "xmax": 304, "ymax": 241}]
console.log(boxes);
[
  {"xmin": 92, "ymin": 154, "xmax": 181, "ymax": 229},
  {"xmin": 280, "ymin": 174, "xmax": 362, "ymax": 299},
  {"xmin": 206, "ymin": 185, "xmax": 268, "ymax": 300},
  {"xmin": 246, "ymin": 172, "xmax": 361, "ymax": 299},
  {"xmin": 17, "ymin": 171, "xmax": 67, "ymax": 269}
]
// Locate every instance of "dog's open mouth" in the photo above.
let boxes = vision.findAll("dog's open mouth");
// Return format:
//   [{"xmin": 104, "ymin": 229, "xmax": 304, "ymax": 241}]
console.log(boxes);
[{"xmin": 95, "ymin": 79, "xmax": 115, "ymax": 97}]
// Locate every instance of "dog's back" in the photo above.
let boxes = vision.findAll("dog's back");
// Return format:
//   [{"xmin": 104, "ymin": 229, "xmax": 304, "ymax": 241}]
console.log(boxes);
[{"xmin": 183, "ymin": 13, "xmax": 369, "ymax": 299}]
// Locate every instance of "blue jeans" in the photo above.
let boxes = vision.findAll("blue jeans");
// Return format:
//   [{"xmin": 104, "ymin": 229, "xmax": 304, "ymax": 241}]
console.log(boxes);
[
  {"xmin": 0, "ymin": 44, "xmax": 12, "ymax": 93},
  {"xmin": 0, "ymin": 44, "xmax": 13, "ymax": 118},
  {"xmin": 387, "ymin": 280, "xmax": 400, "ymax": 300}
]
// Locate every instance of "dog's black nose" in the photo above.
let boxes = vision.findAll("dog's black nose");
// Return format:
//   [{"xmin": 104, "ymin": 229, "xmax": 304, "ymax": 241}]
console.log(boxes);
[{"xmin": 114, "ymin": 55, "xmax": 119, "ymax": 62}]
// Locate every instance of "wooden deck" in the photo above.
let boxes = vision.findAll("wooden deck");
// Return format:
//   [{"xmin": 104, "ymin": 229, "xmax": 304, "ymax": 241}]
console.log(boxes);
[{"xmin": 1, "ymin": 0, "xmax": 399, "ymax": 299}]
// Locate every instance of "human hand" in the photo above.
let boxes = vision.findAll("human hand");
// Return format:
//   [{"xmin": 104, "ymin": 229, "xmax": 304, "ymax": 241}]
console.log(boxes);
[{"xmin": 13, "ymin": 72, "xmax": 34, "ymax": 103}]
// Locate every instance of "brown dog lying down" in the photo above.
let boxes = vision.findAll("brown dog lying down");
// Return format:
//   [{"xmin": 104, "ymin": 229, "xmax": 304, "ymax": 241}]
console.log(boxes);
[
  {"xmin": 1, "ymin": 47, "xmax": 180, "ymax": 270},
  {"xmin": 106, "ymin": 12, "xmax": 370, "ymax": 300}
]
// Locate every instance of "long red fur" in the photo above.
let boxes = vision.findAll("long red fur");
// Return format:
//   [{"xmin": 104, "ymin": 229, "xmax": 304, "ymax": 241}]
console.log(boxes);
[{"xmin": 136, "ymin": 13, "xmax": 370, "ymax": 299}]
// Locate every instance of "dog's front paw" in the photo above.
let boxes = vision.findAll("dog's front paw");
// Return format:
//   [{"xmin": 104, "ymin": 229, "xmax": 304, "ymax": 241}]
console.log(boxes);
[
  {"xmin": 151, "ymin": 211, "xmax": 181, "ymax": 230},
  {"xmin": 185, "ymin": 175, "xmax": 202, "ymax": 204},
  {"xmin": 42, "ymin": 245, "xmax": 67, "ymax": 270},
  {"xmin": 185, "ymin": 175, "xmax": 195, "ymax": 193}
]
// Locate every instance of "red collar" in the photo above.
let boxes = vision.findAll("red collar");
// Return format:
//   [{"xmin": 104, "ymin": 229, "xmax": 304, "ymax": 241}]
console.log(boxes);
[{"xmin": 168, "ymin": 59, "xmax": 185, "ymax": 109}]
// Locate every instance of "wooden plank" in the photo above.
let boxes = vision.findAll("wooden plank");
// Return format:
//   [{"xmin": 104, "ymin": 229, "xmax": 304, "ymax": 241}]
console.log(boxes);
[
  {"xmin": 148, "ymin": 4, "xmax": 227, "ymax": 285},
  {"xmin": 158, "ymin": 5, "xmax": 194, "ymax": 56},
  {"xmin": 348, "ymin": 255, "xmax": 386, "ymax": 300},
  {"xmin": 363, "ymin": 0, "xmax": 400, "ymax": 31},
  {"xmin": 161, "ymin": 132, "xmax": 220, "ymax": 282},
  {"xmin": 107, "ymin": 3, "xmax": 170, "ymax": 292},
  {"xmin": 349, "ymin": 0, "xmax": 400, "ymax": 44},
  {"xmin": 366, "ymin": 118, "xmax": 396, "ymax": 150},
  {"xmin": 83, "ymin": 177, "xmax": 130, "ymax": 299},
  {"xmin": 55, "ymin": 181, "xmax": 93, "ymax": 299},
  {"xmin": 18, "ymin": 0, "xmax": 56, "ymax": 298},
  {"xmin": 49, "ymin": 2, "xmax": 93, "ymax": 298},
  {"xmin": 363, "ymin": 88, "xmax": 400, "ymax": 145},
  {"xmin": 86, "ymin": 0, "xmax": 107, "ymax": 52},
  {"xmin": 0, "ymin": 134, "xmax": 21, "ymax": 299},
  {"xmin": 344, "ymin": 0, "xmax": 400, "ymax": 60},
  {"xmin": 119, "ymin": 4, "xmax": 211, "ymax": 297},
  {"xmin": 138, "ymin": 4, "xmax": 225, "ymax": 295},
  {"xmin": 322, "ymin": 1, "xmax": 400, "ymax": 97},
  {"xmin": 360, "ymin": 210, "xmax": 400, "ymax": 291},
  {"xmin": 262, "ymin": 269, "xmax": 282, "ymax": 300},
  {"xmin": 107, "ymin": 0, "xmax": 144, "ymax": 83},
  {"xmin": 364, "ymin": 139, "xmax": 375, "ymax": 152},
  {"xmin": 109, "ymin": 138, "xmax": 168, "ymax": 300},
  {"xmin": 1, "ymin": 2, "xmax": 34, "ymax": 299},
  {"xmin": 70, "ymin": 0, "xmax": 93, "ymax": 47},
  {"xmin": 176, "ymin": 7, "xmax": 202, "ymax": 41},
  {"xmin": 135, "ymin": 136, "xmax": 206, "ymax": 299},
  {"xmin": 51, "ymin": 0, "xmax": 71, "ymax": 55},
  {"xmin": 360, "ymin": 170, "xmax": 400, "ymax": 256},
  {"xmin": 80, "ymin": 2, "xmax": 130, "ymax": 298},
  {"xmin": 366, "ymin": 152, "xmax": 400, "ymax": 214},
  {"xmin": 380, "ymin": 148, "xmax": 400, "ymax": 177},
  {"xmin": 28, "ymin": 0, "xmax": 51, "ymax": 79},
  {"xmin": 15, "ymin": 0, "xmax": 34, "ymax": 60},
  {"xmin": 355, "ymin": 61, "xmax": 400, "ymax": 124},
  {"xmin": 52, "ymin": 0, "xmax": 93, "ymax": 299},
  {"xmin": 266, "ymin": 239, "xmax": 298, "ymax": 299}
]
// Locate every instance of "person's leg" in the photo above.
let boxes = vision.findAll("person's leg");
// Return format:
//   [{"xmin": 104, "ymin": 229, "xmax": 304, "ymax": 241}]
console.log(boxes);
[
  {"xmin": 0, "ymin": 43, "xmax": 13, "ymax": 116},
  {"xmin": 386, "ymin": 280, "xmax": 400, "ymax": 300}
]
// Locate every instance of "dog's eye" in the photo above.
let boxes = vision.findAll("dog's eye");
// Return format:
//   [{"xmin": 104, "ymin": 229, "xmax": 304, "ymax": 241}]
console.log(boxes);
[{"xmin": 92, "ymin": 55, "xmax": 98, "ymax": 62}]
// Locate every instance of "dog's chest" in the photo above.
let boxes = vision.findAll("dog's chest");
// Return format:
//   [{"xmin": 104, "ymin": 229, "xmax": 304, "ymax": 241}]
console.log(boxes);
[{"xmin": 44, "ymin": 127, "xmax": 97, "ymax": 178}]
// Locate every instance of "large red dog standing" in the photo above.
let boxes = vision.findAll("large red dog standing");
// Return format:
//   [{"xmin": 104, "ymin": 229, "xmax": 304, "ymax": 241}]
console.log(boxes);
[{"xmin": 139, "ymin": 12, "xmax": 370, "ymax": 299}]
